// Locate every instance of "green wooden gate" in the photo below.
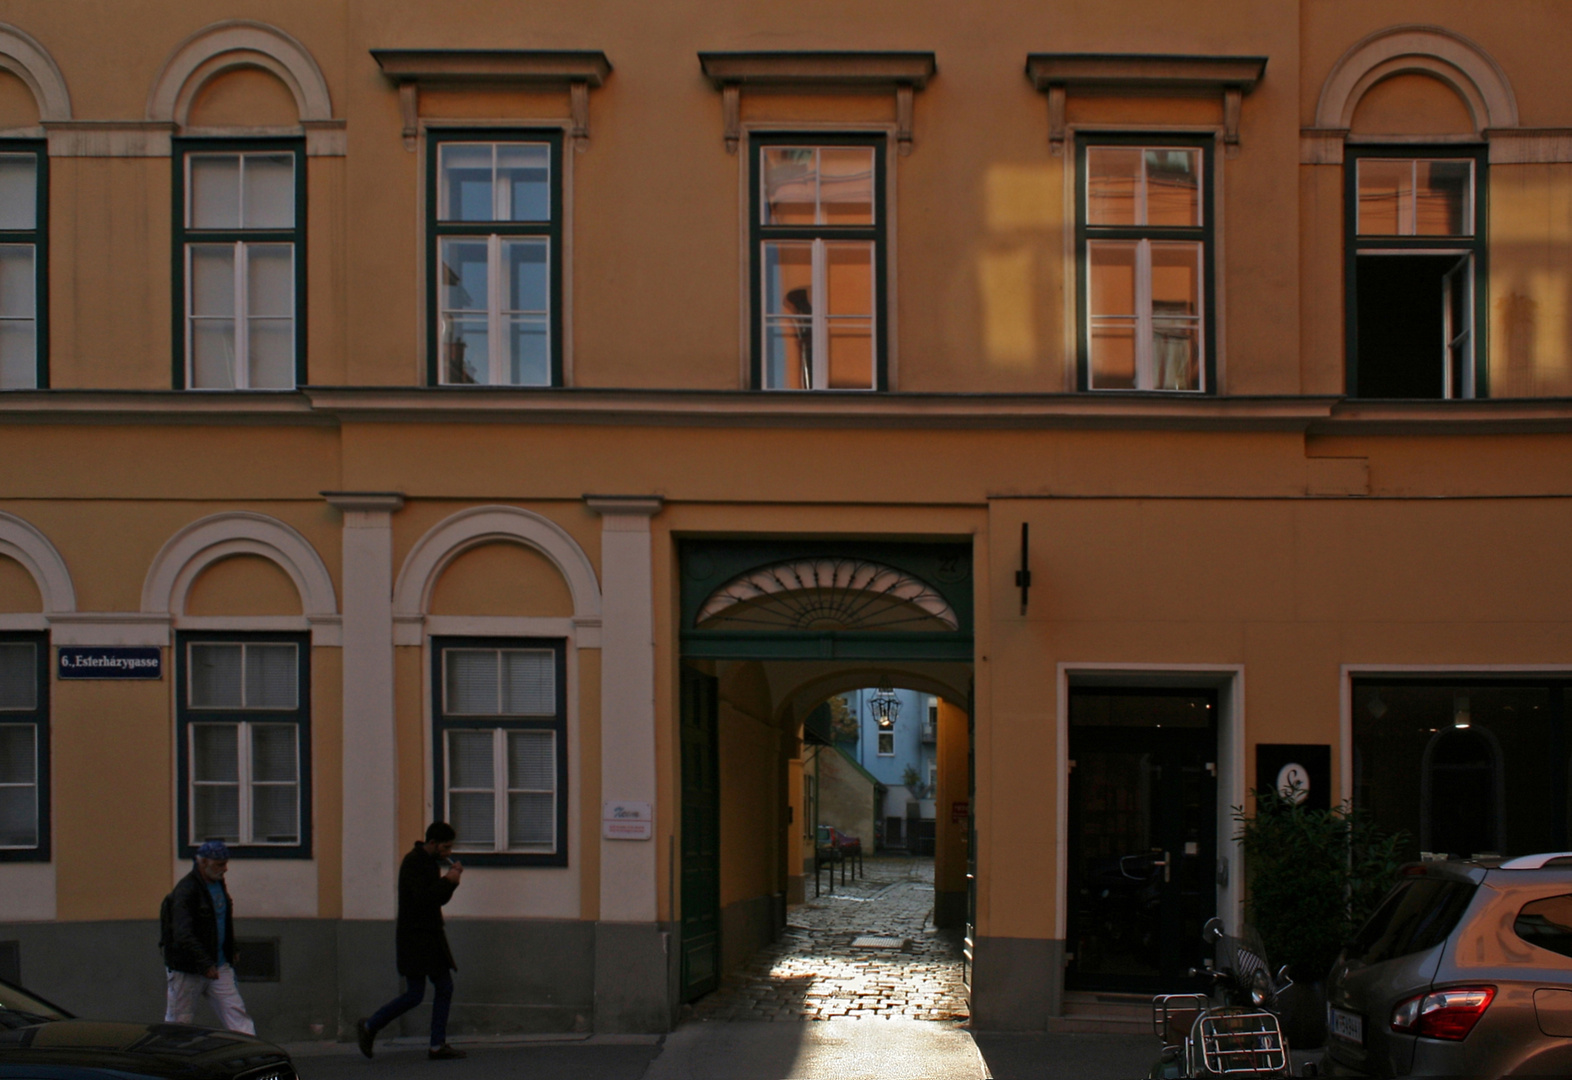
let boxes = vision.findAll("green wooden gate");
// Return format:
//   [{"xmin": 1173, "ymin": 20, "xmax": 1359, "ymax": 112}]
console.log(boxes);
[{"xmin": 679, "ymin": 665, "xmax": 720, "ymax": 1001}]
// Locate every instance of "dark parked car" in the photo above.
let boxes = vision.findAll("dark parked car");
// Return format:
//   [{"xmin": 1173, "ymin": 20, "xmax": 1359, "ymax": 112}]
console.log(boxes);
[
  {"xmin": 1325, "ymin": 851, "xmax": 1572, "ymax": 1077},
  {"xmin": 0, "ymin": 977, "xmax": 296, "ymax": 1080}
]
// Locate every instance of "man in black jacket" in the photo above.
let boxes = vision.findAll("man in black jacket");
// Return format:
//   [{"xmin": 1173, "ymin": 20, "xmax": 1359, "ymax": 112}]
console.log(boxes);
[
  {"xmin": 357, "ymin": 822, "xmax": 466, "ymax": 1060},
  {"xmin": 160, "ymin": 840, "xmax": 255, "ymax": 1034}
]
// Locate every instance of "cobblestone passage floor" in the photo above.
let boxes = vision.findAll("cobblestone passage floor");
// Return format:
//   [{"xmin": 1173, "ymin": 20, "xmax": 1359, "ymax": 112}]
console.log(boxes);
[{"xmin": 688, "ymin": 856, "xmax": 970, "ymax": 1023}]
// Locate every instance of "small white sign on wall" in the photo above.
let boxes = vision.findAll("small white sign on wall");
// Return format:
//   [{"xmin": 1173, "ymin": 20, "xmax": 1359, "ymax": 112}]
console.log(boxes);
[{"xmin": 603, "ymin": 801, "xmax": 652, "ymax": 840}]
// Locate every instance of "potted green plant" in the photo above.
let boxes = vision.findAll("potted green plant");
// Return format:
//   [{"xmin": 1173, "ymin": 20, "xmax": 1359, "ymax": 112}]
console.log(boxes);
[{"xmin": 1233, "ymin": 788, "xmax": 1407, "ymax": 1047}]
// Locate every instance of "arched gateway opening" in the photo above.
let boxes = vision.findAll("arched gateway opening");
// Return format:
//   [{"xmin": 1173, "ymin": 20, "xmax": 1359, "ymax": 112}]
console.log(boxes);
[{"xmin": 677, "ymin": 541, "xmax": 975, "ymax": 1011}]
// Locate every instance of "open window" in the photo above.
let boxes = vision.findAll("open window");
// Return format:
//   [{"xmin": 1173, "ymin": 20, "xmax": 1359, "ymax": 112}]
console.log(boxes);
[{"xmin": 1346, "ymin": 149, "xmax": 1486, "ymax": 398}]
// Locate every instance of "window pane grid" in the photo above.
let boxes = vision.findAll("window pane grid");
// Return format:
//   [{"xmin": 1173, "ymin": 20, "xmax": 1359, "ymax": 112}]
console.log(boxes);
[
  {"xmin": 0, "ymin": 723, "xmax": 37, "ymax": 849},
  {"xmin": 186, "ymin": 241, "xmax": 295, "ymax": 390},
  {"xmin": 189, "ymin": 642, "xmax": 298, "ymax": 710},
  {"xmin": 444, "ymin": 648, "xmax": 555, "ymax": 715},
  {"xmin": 0, "ymin": 643, "xmax": 37, "ymax": 711},
  {"xmin": 1357, "ymin": 158, "xmax": 1473, "ymax": 237},
  {"xmin": 189, "ymin": 720, "xmax": 300, "ymax": 846}
]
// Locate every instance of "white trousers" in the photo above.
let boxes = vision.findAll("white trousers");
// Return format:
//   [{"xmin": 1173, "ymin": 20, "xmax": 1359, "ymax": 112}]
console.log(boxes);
[{"xmin": 164, "ymin": 966, "xmax": 256, "ymax": 1035}]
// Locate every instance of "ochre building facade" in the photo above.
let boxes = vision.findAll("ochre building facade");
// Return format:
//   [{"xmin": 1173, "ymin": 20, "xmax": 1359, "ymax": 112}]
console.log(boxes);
[{"xmin": 2, "ymin": 0, "xmax": 1572, "ymax": 1037}]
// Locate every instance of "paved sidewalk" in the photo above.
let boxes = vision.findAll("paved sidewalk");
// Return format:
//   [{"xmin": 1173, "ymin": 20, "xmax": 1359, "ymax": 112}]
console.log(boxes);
[
  {"xmin": 688, "ymin": 856, "xmax": 968, "ymax": 1022},
  {"xmin": 285, "ymin": 1027, "xmax": 1160, "ymax": 1080}
]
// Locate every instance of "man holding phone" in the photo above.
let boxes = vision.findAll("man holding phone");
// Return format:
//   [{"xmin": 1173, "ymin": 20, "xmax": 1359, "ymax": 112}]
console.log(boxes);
[{"xmin": 357, "ymin": 822, "xmax": 466, "ymax": 1060}]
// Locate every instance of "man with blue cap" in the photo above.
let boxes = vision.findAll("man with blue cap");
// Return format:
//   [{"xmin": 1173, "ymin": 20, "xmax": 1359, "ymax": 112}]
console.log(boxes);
[{"xmin": 159, "ymin": 840, "xmax": 255, "ymax": 1034}]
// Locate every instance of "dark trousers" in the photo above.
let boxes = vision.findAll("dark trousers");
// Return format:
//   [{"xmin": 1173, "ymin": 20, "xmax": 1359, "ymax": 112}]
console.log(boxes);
[{"xmin": 367, "ymin": 972, "xmax": 453, "ymax": 1047}]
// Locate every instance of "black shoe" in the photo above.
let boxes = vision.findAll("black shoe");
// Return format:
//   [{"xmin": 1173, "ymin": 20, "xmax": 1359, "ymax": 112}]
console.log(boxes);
[
  {"xmin": 427, "ymin": 1044, "xmax": 466, "ymax": 1060},
  {"xmin": 356, "ymin": 1019, "xmax": 375, "ymax": 1059}
]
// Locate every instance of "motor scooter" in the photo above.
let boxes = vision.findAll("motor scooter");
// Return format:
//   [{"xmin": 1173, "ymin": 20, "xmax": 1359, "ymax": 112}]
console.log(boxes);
[{"xmin": 1148, "ymin": 917, "xmax": 1302, "ymax": 1078}]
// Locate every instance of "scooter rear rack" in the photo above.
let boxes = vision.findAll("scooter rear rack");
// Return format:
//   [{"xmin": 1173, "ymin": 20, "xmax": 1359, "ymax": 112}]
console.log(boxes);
[{"xmin": 1196, "ymin": 1008, "xmax": 1287, "ymax": 1076}]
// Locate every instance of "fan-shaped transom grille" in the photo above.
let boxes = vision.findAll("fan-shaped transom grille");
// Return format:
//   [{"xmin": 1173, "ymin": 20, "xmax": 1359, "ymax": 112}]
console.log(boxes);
[{"xmin": 695, "ymin": 558, "xmax": 959, "ymax": 632}]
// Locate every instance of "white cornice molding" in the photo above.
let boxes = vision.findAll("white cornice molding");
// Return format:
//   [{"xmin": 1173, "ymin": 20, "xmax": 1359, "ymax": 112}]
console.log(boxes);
[{"xmin": 10, "ymin": 387, "xmax": 1572, "ymax": 434}]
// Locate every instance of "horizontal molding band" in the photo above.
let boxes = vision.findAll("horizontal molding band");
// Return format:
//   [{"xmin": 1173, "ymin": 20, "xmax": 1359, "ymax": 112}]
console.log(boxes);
[{"xmin": 5, "ymin": 388, "xmax": 1572, "ymax": 434}]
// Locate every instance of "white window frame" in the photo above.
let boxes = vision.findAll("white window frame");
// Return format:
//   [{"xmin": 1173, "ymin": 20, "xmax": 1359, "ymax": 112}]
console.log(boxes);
[
  {"xmin": 430, "ymin": 136, "xmax": 560, "ymax": 388},
  {"xmin": 179, "ymin": 148, "xmax": 301, "ymax": 391},
  {"xmin": 877, "ymin": 731, "xmax": 895, "ymax": 757},
  {"xmin": 0, "ymin": 147, "xmax": 43, "ymax": 391},
  {"xmin": 1079, "ymin": 141, "xmax": 1210, "ymax": 393},
  {"xmin": 188, "ymin": 719, "xmax": 302, "ymax": 847},
  {"xmin": 442, "ymin": 726, "xmax": 558, "ymax": 854},
  {"xmin": 179, "ymin": 635, "xmax": 308, "ymax": 857},
  {"xmin": 432, "ymin": 639, "xmax": 567, "ymax": 865},
  {"xmin": 750, "ymin": 136, "xmax": 886, "ymax": 392}
]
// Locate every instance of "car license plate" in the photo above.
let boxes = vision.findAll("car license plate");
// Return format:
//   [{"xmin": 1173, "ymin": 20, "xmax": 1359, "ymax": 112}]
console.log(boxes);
[{"xmin": 1329, "ymin": 1005, "xmax": 1364, "ymax": 1045}]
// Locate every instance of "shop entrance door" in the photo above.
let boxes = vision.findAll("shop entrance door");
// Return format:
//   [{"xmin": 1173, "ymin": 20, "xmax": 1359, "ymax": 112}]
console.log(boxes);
[{"xmin": 1066, "ymin": 687, "xmax": 1217, "ymax": 993}]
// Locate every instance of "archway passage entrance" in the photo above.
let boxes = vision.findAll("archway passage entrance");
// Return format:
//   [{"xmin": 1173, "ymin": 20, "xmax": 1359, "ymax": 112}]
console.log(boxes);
[{"xmin": 677, "ymin": 540, "xmax": 974, "ymax": 1006}]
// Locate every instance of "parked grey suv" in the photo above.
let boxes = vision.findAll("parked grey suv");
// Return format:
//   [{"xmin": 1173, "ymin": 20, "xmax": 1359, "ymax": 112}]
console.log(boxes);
[{"xmin": 1325, "ymin": 852, "xmax": 1572, "ymax": 1077}]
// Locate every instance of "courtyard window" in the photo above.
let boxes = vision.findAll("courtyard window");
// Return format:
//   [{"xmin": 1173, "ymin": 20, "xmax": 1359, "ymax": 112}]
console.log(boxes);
[
  {"xmin": 1078, "ymin": 139, "xmax": 1213, "ymax": 392},
  {"xmin": 1346, "ymin": 149, "xmax": 1486, "ymax": 399},
  {"xmin": 433, "ymin": 639, "xmax": 567, "ymax": 865},
  {"xmin": 175, "ymin": 144, "xmax": 305, "ymax": 389},
  {"xmin": 752, "ymin": 137, "xmax": 886, "ymax": 390},
  {"xmin": 0, "ymin": 146, "xmax": 45, "ymax": 389},
  {"xmin": 0, "ymin": 634, "xmax": 47, "ymax": 860},
  {"xmin": 429, "ymin": 133, "xmax": 562, "ymax": 386},
  {"xmin": 177, "ymin": 635, "xmax": 310, "ymax": 856}
]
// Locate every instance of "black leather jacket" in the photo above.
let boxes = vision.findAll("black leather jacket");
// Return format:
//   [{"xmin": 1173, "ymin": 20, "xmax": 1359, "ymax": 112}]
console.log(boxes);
[{"xmin": 160, "ymin": 868, "xmax": 237, "ymax": 975}]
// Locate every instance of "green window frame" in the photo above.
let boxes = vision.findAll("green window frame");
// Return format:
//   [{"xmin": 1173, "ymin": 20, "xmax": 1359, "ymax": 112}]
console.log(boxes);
[
  {"xmin": 0, "ymin": 632, "xmax": 49, "ymax": 862},
  {"xmin": 426, "ymin": 130, "xmax": 564, "ymax": 387},
  {"xmin": 175, "ymin": 632, "xmax": 312, "ymax": 859},
  {"xmin": 1344, "ymin": 145, "xmax": 1488, "ymax": 399},
  {"xmin": 431, "ymin": 637, "xmax": 568, "ymax": 867},
  {"xmin": 0, "ymin": 142, "xmax": 47, "ymax": 390},
  {"xmin": 749, "ymin": 133, "xmax": 888, "ymax": 391},
  {"xmin": 1076, "ymin": 134, "xmax": 1216, "ymax": 393},
  {"xmin": 172, "ymin": 139, "xmax": 307, "ymax": 390}
]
